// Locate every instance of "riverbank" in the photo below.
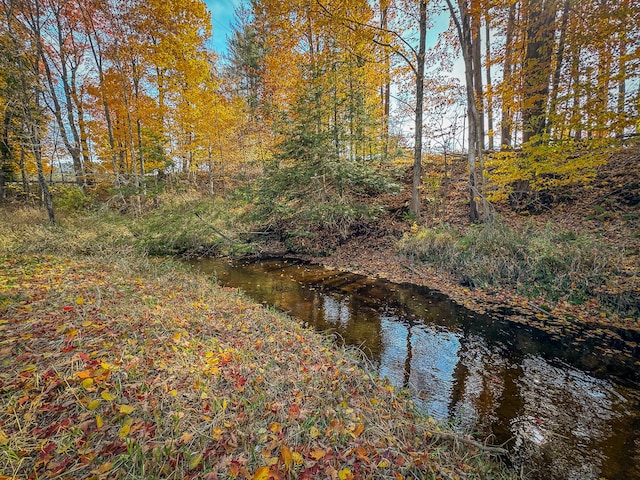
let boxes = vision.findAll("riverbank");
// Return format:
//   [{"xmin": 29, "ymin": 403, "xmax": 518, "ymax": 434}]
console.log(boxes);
[
  {"xmin": 302, "ymin": 147, "xmax": 640, "ymax": 336},
  {"xmin": 0, "ymin": 209, "xmax": 514, "ymax": 479}
]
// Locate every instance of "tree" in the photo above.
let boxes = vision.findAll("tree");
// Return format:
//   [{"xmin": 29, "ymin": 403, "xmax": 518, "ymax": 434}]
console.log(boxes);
[
  {"xmin": 1, "ymin": 0, "xmax": 54, "ymax": 221},
  {"xmin": 445, "ymin": 0, "xmax": 483, "ymax": 221}
]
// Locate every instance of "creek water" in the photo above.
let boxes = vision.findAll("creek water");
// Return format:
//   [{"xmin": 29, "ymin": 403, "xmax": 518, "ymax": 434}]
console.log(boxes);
[{"xmin": 188, "ymin": 257, "xmax": 640, "ymax": 480}]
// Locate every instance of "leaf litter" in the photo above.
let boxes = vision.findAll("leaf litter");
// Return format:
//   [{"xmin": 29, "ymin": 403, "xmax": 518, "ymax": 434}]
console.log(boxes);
[{"xmin": 0, "ymin": 252, "xmax": 513, "ymax": 479}]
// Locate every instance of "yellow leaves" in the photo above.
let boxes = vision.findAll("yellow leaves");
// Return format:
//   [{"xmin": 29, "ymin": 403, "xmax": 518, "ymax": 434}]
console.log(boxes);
[
  {"xmin": 119, "ymin": 404, "xmax": 135, "ymax": 415},
  {"xmin": 81, "ymin": 378, "xmax": 94, "ymax": 389},
  {"xmin": 338, "ymin": 467, "xmax": 354, "ymax": 480},
  {"xmin": 75, "ymin": 296, "xmax": 85, "ymax": 305},
  {"xmin": 101, "ymin": 391, "xmax": 116, "ymax": 401},
  {"xmin": 309, "ymin": 426, "xmax": 320, "ymax": 438},
  {"xmin": 351, "ymin": 423, "xmax": 365, "ymax": 438},
  {"xmin": 96, "ymin": 462, "xmax": 112, "ymax": 474},
  {"xmin": 252, "ymin": 466, "xmax": 270, "ymax": 480},
  {"xmin": 118, "ymin": 424, "xmax": 130, "ymax": 438},
  {"xmin": 268, "ymin": 422, "xmax": 281, "ymax": 433},
  {"xmin": 169, "ymin": 389, "xmax": 178, "ymax": 397},
  {"xmin": 76, "ymin": 370, "xmax": 92, "ymax": 379},
  {"xmin": 0, "ymin": 429, "xmax": 8, "ymax": 445},
  {"xmin": 189, "ymin": 453, "xmax": 203, "ymax": 470},
  {"xmin": 87, "ymin": 399, "xmax": 100, "ymax": 410},
  {"xmin": 96, "ymin": 415, "xmax": 104, "ymax": 428},
  {"xmin": 212, "ymin": 427, "xmax": 224, "ymax": 441}
]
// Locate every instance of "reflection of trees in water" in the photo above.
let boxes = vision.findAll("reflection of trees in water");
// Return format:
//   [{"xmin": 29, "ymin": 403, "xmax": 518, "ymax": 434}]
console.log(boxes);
[
  {"xmin": 377, "ymin": 320, "xmax": 462, "ymax": 420},
  {"xmin": 449, "ymin": 336, "xmax": 507, "ymax": 434},
  {"xmin": 510, "ymin": 355, "xmax": 636, "ymax": 480}
]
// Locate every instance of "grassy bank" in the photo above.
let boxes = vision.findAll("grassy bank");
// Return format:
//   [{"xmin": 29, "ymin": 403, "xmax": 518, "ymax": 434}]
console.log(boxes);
[
  {"xmin": 397, "ymin": 220, "xmax": 639, "ymax": 321},
  {"xmin": 0, "ymin": 209, "xmax": 514, "ymax": 479}
]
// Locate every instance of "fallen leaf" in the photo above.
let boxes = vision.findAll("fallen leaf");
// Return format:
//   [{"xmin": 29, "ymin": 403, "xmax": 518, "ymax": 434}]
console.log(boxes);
[
  {"xmin": 87, "ymin": 399, "xmax": 100, "ymax": 410},
  {"xmin": 119, "ymin": 404, "xmax": 134, "ymax": 415},
  {"xmin": 189, "ymin": 453, "xmax": 203, "ymax": 470},
  {"xmin": 96, "ymin": 415, "xmax": 104, "ymax": 428},
  {"xmin": 119, "ymin": 424, "xmax": 130, "ymax": 438},
  {"xmin": 252, "ymin": 466, "xmax": 269, "ymax": 480},
  {"xmin": 339, "ymin": 468, "xmax": 353, "ymax": 480},
  {"xmin": 81, "ymin": 378, "xmax": 94, "ymax": 389},
  {"xmin": 310, "ymin": 449, "xmax": 326, "ymax": 460},
  {"xmin": 101, "ymin": 391, "xmax": 116, "ymax": 401},
  {"xmin": 281, "ymin": 444, "xmax": 292, "ymax": 471}
]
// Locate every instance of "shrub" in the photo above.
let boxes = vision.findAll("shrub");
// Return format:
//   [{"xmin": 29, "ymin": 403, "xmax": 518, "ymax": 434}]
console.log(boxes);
[{"xmin": 51, "ymin": 184, "xmax": 93, "ymax": 212}]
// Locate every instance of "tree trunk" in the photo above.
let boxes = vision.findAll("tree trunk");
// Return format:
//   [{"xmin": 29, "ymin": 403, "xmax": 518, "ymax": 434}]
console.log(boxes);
[
  {"xmin": 547, "ymin": 0, "xmax": 570, "ymax": 138},
  {"xmin": 380, "ymin": 0, "xmax": 390, "ymax": 160},
  {"xmin": 484, "ymin": 14, "xmax": 494, "ymax": 151},
  {"xmin": 522, "ymin": 0, "xmax": 556, "ymax": 144},
  {"xmin": 409, "ymin": 0, "xmax": 427, "ymax": 218},
  {"xmin": 618, "ymin": 35, "xmax": 626, "ymax": 137},
  {"xmin": 500, "ymin": 3, "xmax": 516, "ymax": 149},
  {"xmin": 471, "ymin": 0, "xmax": 484, "ymax": 153},
  {"xmin": 446, "ymin": 0, "xmax": 481, "ymax": 221}
]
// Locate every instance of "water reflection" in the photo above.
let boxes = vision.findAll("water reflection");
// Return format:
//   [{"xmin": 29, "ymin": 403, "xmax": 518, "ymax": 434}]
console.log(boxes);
[{"xmin": 189, "ymin": 258, "xmax": 640, "ymax": 480}]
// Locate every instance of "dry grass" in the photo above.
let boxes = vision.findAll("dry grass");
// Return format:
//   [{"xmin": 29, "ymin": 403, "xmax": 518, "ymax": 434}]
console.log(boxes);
[{"xmin": 0, "ymin": 208, "xmax": 515, "ymax": 479}]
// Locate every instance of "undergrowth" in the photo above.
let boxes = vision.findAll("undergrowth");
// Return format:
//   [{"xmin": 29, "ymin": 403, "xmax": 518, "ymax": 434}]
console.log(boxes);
[
  {"xmin": 398, "ymin": 220, "xmax": 630, "ymax": 313},
  {"xmin": 129, "ymin": 194, "xmax": 250, "ymax": 257}
]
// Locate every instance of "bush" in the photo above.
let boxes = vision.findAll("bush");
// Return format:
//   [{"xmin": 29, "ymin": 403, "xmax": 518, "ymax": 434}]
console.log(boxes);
[
  {"xmin": 51, "ymin": 184, "xmax": 93, "ymax": 212},
  {"xmin": 130, "ymin": 197, "xmax": 243, "ymax": 257},
  {"xmin": 398, "ymin": 220, "xmax": 622, "ymax": 306}
]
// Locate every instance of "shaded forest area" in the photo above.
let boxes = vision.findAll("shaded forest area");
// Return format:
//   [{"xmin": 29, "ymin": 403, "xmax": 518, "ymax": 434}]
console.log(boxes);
[{"xmin": 1, "ymin": 0, "xmax": 639, "ymax": 327}]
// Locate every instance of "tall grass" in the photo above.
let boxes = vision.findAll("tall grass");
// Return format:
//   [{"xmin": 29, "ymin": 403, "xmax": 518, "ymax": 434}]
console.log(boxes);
[{"xmin": 398, "ymin": 220, "xmax": 624, "ymax": 307}]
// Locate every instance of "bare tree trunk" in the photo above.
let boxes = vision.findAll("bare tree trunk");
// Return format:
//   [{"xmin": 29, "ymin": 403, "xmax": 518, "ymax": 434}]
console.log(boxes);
[
  {"xmin": 500, "ymin": 3, "xmax": 516, "ymax": 149},
  {"xmin": 409, "ymin": 0, "xmax": 427, "ymax": 218},
  {"xmin": 484, "ymin": 14, "xmax": 494, "ymax": 151},
  {"xmin": 80, "ymin": 4, "xmax": 119, "ymax": 183},
  {"xmin": 547, "ymin": 0, "xmax": 570, "ymax": 138},
  {"xmin": 380, "ymin": 0, "xmax": 391, "ymax": 160},
  {"xmin": 446, "ymin": 0, "xmax": 481, "ymax": 222},
  {"xmin": 571, "ymin": 45, "xmax": 582, "ymax": 140},
  {"xmin": 618, "ymin": 36, "xmax": 626, "ymax": 137},
  {"xmin": 471, "ymin": 1, "xmax": 484, "ymax": 153}
]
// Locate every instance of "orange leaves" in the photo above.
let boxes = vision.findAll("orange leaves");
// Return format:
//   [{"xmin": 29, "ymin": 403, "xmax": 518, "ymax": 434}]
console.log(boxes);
[{"xmin": 281, "ymin": 444, "xmax": 293, "ymax": 471}]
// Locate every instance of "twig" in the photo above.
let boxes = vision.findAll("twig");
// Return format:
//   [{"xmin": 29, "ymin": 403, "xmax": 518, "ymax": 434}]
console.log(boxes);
[{"xmin": 427, "ymin": 430, "xmax": 509, "ymax": 456}]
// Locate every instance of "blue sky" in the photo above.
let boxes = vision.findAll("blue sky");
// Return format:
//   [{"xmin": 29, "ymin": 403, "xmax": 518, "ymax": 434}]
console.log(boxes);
[{"xmin": 203, "ymin": 0, "xmax": 243, "ymax": 54}]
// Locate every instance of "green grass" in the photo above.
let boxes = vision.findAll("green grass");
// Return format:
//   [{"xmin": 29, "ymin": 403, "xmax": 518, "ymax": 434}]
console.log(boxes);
[{"xmin": 398, "ymin": 220, "xmax": 627, "ymax": 310}]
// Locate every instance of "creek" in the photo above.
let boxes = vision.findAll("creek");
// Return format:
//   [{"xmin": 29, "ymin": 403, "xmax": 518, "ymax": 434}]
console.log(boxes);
[{"xmin": 188, "ymin": 257, "xmax": 640, "ymax": 480}]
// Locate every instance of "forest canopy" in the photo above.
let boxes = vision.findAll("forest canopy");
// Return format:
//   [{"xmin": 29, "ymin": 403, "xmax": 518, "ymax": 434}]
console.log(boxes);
[{"xmin": 0, "ymin": 0, "xmax": 638, "ymax": 222}]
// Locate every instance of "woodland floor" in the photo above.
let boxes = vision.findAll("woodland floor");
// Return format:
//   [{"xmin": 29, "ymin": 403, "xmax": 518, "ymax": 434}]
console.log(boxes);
[
  {"xmin": 305, "ymin": 144, "xmax": 640, "ymax": 336},
  {"xmin": 0, "ymin": 214, "xmax": 513, "ymax": 479}
]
